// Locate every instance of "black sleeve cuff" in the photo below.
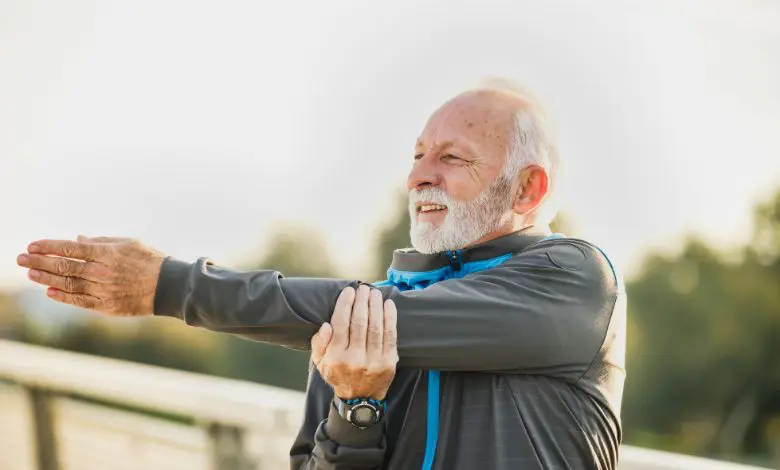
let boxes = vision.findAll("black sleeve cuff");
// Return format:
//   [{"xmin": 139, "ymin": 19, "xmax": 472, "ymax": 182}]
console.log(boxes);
[
  {"xmin": 152, "ymin": 257, "xmax": 194, "ymax": 319},
  {"xmin": 323, "ymin": 401, "xmax": 385, "ymax": 448}
]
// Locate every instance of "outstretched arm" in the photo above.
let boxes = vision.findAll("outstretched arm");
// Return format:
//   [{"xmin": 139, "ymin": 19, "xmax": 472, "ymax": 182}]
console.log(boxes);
[{"xmin": 17, "ymin": 237, "xmax": 619, "ymax": 376}]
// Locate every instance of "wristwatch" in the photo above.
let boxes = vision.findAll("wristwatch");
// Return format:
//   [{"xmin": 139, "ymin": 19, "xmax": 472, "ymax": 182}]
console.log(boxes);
[{"xmin": 333, "ymin": 396, "xmax": 386, "ymax": 429}]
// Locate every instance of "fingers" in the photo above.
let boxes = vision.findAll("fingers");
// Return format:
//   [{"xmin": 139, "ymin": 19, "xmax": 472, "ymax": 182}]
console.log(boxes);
[
  {"xmin": 317, "ymin": 288, "xmax": 397, "ymax": 401},
  {"xmin": 47, "ymin": 288, "xmax": 101, "ymax": 310},
  {"xmin": 329, "ymin": 287, "xmax": 355, "ymax": 350},
  {"xmin": 382, "ymin": 299, "xmax": 398, "ymax": 357},
  {"xmin": 27, "ymin": 240, "xmax": 105, "ymax": 262},
  {"xmin": 311, "ymin": 323, "xmax": 333, "ymax": 365},
  {"xmin": 366, "ymin": 289, "xmax": 384, "ymax": 359},
  {"xmin": 17, "ymin": 254, "xmax": 105, "ymax": 281},
  {"xmin": 348, "ymin": 285, "xmax": 370, "ymax": 350},
  {"xmin": 27, "ymin": 269, "xmax": 98, "ymax": 295}
]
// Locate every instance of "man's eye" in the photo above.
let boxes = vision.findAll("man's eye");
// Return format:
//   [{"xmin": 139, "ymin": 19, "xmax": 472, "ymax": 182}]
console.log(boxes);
[
  {"xmin": 414, "ymin": 154, "xmax": 424, "ymax": 160},
  {"xmin": 442, "ymin": 154, "xmax": 461, "ymax": 162}
]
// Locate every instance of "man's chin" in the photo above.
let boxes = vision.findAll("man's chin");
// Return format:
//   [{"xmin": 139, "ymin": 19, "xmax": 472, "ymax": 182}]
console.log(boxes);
[
  {"xmin": 410, "ymin": 228, "xmax": 441, "ymax": 254},
  {"xmin": 411, "ymin": 244, "xmax": 441, "ymax": 255},
  {"xmin": 411, "ymin": 228, "xmax": 463, "ymax": 254}
]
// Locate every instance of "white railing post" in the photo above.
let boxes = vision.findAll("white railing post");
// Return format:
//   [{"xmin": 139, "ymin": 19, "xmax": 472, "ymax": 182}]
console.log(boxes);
[
  {"xmin": 27, "ymin": 388, "xmax": 59, "ymax": 470},
  {"xmin": 208, "ymin": 423, "xmax": 255, "ymax": 470}
]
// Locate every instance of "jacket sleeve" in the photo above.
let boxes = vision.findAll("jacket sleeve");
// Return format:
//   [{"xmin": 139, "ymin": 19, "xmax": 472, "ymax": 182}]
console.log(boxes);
[
  {"xmin": 154, "ymin": 240, "xmax": 619, "ymax": 375},
  {"xmin": 290, "ymin": 363, "xmax": 387, "ymax": 470}
]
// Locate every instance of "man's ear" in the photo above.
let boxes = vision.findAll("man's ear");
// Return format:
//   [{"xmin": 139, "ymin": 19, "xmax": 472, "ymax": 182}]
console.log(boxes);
[
  {"xmin": 515, "ymin": 169, "xmax": 533, "ymax": 202},
  {"xmin": 513, "ymin": 166, "xmax": 548, "ymax": 214}
]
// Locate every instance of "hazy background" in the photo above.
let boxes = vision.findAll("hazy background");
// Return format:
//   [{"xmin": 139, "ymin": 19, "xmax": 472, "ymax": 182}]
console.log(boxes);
[
  {"xmin": 2, "ymin": 0, "xmax": 779, "ymax": 284},
  {"xmin": 1, "ymin": 0, "xmax": 779, "ymax": 466}
]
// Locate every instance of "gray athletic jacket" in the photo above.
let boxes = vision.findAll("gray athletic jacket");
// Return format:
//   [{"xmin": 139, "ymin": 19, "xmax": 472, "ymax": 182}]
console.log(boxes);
[{"xmin": 154, "ymin": 229, "xmax": 626, "ymax": 469}]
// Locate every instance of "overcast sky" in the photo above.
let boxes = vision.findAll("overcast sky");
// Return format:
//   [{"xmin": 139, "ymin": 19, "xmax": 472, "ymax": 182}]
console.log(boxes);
[{"xmin": 1, "ymin": 0, "xmax": 779, "ymax": 288}]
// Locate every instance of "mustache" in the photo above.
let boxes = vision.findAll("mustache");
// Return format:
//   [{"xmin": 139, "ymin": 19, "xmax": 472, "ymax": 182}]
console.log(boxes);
[{"xmin": 408, "ymin": 187, "xmax": 453, "ymax": 205}]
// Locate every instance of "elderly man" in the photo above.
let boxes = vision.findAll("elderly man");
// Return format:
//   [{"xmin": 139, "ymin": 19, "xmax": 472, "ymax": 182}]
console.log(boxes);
[{"xmin": 16, "ymin": 81, "xmax": 626, "ymax": 469}]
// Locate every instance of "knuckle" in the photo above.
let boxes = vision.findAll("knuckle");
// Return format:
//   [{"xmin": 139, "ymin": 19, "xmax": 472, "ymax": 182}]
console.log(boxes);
[
  {"xmin": 329, "ymin": 359, "xmax": 347, "ymax": 373},
  {"xmin": 341, "ymin": 355, "xmax": 360, "ymax": 369},
  {"xmin": 367, "ymin": 324, "xmax": 382, "ymax": 336},
  {"xmin": 348, "ymin": 363, "xmax": 366, "ymax": 374},
  {"xmin": 55, "ymin": 258, "xmax": 71, "ymax": 275},
  {"xmin": 61, "ymin": 243, "xmax": 75, "ymax": 258},
  {"xmin": 63, "ymin": 276, "xmax": 79, "ymax": 293},
  {"xmin": 72, "ymin": 295, "xmax": 88, "ymax": 308},
  {"xmin": 335, "ymin": 356, "xmax": 351, "ymax": 369}
]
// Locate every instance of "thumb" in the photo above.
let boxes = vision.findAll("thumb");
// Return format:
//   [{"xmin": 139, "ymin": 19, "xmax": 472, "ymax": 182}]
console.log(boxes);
[{"xmin": 311, "ymin": 322, "xmax": 333, "ymax": 364}]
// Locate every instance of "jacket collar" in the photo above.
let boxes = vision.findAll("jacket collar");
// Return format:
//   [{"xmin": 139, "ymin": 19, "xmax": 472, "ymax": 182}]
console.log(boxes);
[{"xmin": 389, "ymin": 226, "xmax": 552, "ymax": 273}]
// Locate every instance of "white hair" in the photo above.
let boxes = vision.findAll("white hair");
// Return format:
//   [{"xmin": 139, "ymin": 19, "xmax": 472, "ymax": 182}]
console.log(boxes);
[{"xmin": 473, "ymin": 78, "xmax": 560, "ymax": 224}]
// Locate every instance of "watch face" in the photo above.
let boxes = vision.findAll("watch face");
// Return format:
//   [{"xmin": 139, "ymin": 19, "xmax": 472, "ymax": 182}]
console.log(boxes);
[{"xmin": 352, "ymin": 405, "xmax": 377, "ymax": 427}]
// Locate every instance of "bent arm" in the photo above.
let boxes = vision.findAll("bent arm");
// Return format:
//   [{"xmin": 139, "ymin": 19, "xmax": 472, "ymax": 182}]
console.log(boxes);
[{"xmin": 154, "ymin": 241, "xmax": 619, "ymax": 375}]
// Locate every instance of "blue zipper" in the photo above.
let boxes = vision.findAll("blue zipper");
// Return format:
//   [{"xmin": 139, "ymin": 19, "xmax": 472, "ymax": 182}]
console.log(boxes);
[
  {"xmin": 421, "ymin": 370, "xmax": 440, "ymax": 470},
  {"xmin": 419, "ymin": 238, "xmax": 563, "ymax": 469},
  {"xmin": 421, "ymin": 250, "xmax": 462, "ymax": 469}
]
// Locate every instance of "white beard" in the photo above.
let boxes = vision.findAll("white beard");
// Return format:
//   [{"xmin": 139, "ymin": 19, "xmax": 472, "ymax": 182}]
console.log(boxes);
[{"xmin": 408, "ymin": 176, "xmax": 515, "ymax": 254}]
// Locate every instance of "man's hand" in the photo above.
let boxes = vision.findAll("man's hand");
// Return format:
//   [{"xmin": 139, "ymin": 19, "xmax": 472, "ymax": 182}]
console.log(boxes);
[
  {"xmin": 311, "ymin": 285, "xmax": 398, "ymax": 400},
  {"xmin": 16, "ymin": 236, "xmax": 165, "ymax": 316}
]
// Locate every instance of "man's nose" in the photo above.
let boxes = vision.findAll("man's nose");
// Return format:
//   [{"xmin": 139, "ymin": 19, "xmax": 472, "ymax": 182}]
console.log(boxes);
[{"xmin": 407, "ymin": 156, "xmax": 442, "ymax": 191}]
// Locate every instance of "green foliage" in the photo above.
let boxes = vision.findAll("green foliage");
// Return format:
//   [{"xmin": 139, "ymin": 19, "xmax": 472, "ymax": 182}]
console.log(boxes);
[
  {"xmin": 244, "ymin": 222, "xmax": 336, "ymax": 278},
  {"xmin": 370, "ymin": 189, "xmax": 411, "ymax": 282},
  {"xmin": 622, "ymin": 190, "xmax": 780, "ymax": 466}
]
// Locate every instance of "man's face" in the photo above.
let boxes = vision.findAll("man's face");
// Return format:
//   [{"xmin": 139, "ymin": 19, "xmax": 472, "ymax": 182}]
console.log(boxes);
[{"xmin": 407, "ymin": 92, "xmax": 519, "ymax": 254}]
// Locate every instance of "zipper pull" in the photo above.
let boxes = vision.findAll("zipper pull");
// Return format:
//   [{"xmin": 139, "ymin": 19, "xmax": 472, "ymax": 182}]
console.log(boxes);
[{"xmin": 447, "ymin": 250, "xmax": 463, "ymax": 272}]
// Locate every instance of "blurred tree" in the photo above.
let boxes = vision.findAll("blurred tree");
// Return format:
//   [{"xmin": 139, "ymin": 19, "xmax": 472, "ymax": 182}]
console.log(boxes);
[
  {"xmin": 549, "ymin": 211, "xmax": 576, "ymax": 236},
  {"xmin": 0, "ymin": 292, "xmax": 24, "ymax": 341},
  {"xmin": 244, "ymin": 222, "xmax": 336, "ymax": 278},
  {"xmin": 623, "ymin": 189, "xmax": 780, "ymax": 467},
  {"xmin": 222, "ymin": 223, "xmax": 341, "ymax": 391},
  {"xmin": 371, "ymin": 190, "xmax": 411, "ymax": 282}
]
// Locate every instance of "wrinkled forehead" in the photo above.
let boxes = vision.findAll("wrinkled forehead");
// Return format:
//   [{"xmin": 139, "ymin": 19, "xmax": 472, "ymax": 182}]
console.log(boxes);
[{"xmin": 416, "ymin": 91, "xmax": 518, "ymax": 160}]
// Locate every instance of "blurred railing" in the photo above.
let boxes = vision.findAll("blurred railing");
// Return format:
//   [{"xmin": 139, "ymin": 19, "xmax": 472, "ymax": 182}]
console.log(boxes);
[{"xmin": 0, "ymin": 339, "xmax": 769, "ymax": 470}]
